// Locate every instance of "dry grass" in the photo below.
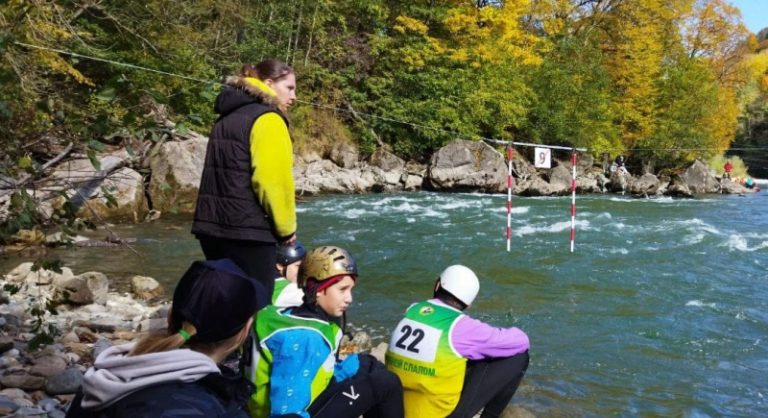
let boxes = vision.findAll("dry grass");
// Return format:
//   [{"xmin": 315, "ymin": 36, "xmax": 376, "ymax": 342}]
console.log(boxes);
[{"xmin": 291, "ymin": 107, "xmax": 355, "ymax": 158}]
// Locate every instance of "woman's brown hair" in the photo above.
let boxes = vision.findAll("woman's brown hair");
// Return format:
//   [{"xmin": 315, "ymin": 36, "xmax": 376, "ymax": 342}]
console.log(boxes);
[
  {"xmin": 130, "ymin": 320, "xmax": 243, "ymax": 357},
  {"xmin": 239, "ymin": 59, "xmax": 294, "ymax": 82}
]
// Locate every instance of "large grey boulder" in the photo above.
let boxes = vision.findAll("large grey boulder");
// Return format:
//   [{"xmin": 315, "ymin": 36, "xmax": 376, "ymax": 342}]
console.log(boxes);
[
  {"xmin": 54, "ymin": 272, "xmax": 109, "ymax": 305},
  {"xmin": 629, "ymin": 173, "xmax": 661, "ymax": 196},
  {"xmin": 511, "ymin": 155, "xmax": 537, "ymax": 182},
  {"xmin": 608, "ymin": 171, "xmax": 630, "ymax": 193},
  {"xmin": 518, "ymin": 176, "xmax": 557, "ymax": 196},
  {"xmin": 329, "ymin": 143, "xmax": 359, "ymax": 169},
  {"xmin": 149, "ymin": 135, "xmax": 208, "ymax": 213},
  {"xmin": 369, "ymin": 149, "xmax": 405, "ymax": 172},
  {"xmin": 681, "ymin": 160, "xmax": 719, "ymax": 194},
  {"xmin": 402, "ymin": 161, "xmax": 426, "ymax": 191},
  {"xmin": 428, "ymin": 140, "xmax": 506, "ymax": 192},
  {"xmin": 130, "ymin": 275, "xmax": 164, "ymax": 300},
  {"xmin": 667, "ymin": 176, "xmax": 694, "ymax": 197},
  {"xmin": 720, "ymin": 179, "xmax": 749, "ymax": 194},
  {"xmin": 47, "ymin": 154, "xmax": 147, "ymax": 222},
  {"xmin": 576, "ymin": 174, "xmax": 602, "ymax": 193},
  {"xmin": 547, "ymin": 164, "xmax": 573, "ymax": 195},
  {"xmin": 294, "ymin": 160, "xmax": 376, "ymax": 194}
]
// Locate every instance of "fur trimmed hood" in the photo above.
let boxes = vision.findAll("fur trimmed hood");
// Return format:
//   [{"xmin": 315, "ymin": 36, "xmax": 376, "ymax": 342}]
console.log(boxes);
[{"xmin": 214, "ymin": 76, "xmax": 280, "ymax": 116}]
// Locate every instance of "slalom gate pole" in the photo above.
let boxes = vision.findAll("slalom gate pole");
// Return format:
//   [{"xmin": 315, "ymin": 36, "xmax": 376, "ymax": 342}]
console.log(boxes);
[
  {"xmin": 507, "ymin": 146, "xmax": 514, "ymax": 252},
  {"xmin": 570, "ymin": 150, "xmax": 577, "ymax": 253}
]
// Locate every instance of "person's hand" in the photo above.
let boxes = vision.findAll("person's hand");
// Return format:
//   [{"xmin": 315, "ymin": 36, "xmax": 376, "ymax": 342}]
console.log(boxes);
[{"xmin": 280, "ymin": 233, "xmax": 297, "ymax": 246}]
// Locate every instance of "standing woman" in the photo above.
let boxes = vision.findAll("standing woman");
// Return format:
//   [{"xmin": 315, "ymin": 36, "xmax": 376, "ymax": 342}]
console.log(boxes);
[{"xmin": 192, "ymin": 60, "xmax": 298, "ymax": 295}]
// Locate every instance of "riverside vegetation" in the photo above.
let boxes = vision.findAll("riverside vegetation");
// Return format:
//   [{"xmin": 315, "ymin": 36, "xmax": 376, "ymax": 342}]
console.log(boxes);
[{"xmin": 2, "ymin": 0, "xmax": 768, "ymax": 241}]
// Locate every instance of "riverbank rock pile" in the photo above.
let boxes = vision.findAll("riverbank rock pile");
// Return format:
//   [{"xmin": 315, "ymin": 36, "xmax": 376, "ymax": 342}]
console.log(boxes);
[
  {"xmin": 0, "ymin": 263, "xmax": 170, "ymax": 416},
  {"xmin": 2, "ymin": 127, "xmax": 757, "ymax": 225}
]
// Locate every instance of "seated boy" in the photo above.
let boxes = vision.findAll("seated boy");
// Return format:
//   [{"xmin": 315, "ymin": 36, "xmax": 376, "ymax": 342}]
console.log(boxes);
[
  {"xmin": 272, "ymin": 241, "xmax": 306, "ymax": 307},
  {"xmin": 247, "ymin": 246, "xmax": 403, "ymax": 418},
  {"xmin": 386, "ymin": 265, "xmax": 529, "ymax": 418}
]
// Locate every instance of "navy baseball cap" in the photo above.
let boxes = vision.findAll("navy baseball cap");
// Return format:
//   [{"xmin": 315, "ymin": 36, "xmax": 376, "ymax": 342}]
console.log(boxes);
[{"xmin": 171, "ymin": 259, "xmax": 267, "ymax": 342}]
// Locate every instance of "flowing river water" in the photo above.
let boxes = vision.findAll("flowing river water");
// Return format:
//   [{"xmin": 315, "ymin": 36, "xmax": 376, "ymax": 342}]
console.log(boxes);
[{"xmin": 2, "ymin": 191, "xmax": 767, "ymax": 416}]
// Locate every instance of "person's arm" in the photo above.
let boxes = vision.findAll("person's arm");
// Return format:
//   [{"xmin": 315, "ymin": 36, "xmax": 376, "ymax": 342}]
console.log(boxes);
[
  {"xmin": 265, "ymin": 330, "xmax": 330, "ymax": 418},
  {"xmin": 250, "ymin": 112, "xmax": 296, "ymax": 241},
  {"xmin": 451, "ymin": 315, "xmax": 529, "ymax": 360}
]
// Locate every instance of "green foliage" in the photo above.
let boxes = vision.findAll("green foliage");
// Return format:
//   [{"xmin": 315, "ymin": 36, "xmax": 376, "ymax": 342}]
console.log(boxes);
[{"xmin": 0, "ymin": 0, "xmax": 761, "ymax": 184}]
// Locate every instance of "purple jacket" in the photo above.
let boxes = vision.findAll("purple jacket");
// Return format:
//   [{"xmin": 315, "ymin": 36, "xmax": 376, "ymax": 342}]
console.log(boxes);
[{"xmin": 429, "ymin": 299, "xmax": 530, "ymax": 360}]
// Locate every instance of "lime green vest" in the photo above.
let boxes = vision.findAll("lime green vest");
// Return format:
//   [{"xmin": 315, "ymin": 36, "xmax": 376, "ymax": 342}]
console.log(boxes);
[
  {"xmin": 248, "ymin": 305, "xmax": 341, "ymax": 418},
  {"xmin": 385, "ymin": 300, "xmax": 467, "ymax": 418},
  {"xmin": 271, "ymin": 278, "xmax": 290, "ymax": 304}
]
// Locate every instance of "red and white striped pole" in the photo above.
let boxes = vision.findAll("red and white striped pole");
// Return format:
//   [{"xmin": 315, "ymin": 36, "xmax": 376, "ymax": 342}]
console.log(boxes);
[
  {"xmin": 570, "ymin": 150, "xmax": 577, "ymax": 253},
  {"xmin": 507, "ymin": 146, "xmax": 514, "ymax": 252}
]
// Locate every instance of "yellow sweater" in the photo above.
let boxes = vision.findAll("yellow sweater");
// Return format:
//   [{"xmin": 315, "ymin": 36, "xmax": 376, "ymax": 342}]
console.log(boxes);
[{"xmin": 247, "ymin": 81, "xmax": 296, "ymax": 239}]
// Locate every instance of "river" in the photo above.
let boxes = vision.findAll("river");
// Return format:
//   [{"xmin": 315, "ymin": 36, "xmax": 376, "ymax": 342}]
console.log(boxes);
[{"xmin": 2, "ymin": 191, "xmax": 767, "ymax": 416}]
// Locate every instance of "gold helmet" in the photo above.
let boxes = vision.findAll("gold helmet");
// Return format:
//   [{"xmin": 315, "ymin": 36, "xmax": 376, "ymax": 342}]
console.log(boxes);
[{"xmin": 297, "ymin": 246, "xmax": 358, "ymax": 289}]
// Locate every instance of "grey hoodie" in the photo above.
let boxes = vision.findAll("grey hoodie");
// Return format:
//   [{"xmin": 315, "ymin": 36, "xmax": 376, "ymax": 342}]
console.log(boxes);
[{"xmin": 80, "ymin": 343, "xmax": 220, "ymax": 409}]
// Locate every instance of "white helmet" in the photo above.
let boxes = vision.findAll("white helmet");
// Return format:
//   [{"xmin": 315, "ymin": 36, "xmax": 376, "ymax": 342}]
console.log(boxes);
[{"xmin": 439, "ymin": 265, "xmax": 480, "ymax": 306}]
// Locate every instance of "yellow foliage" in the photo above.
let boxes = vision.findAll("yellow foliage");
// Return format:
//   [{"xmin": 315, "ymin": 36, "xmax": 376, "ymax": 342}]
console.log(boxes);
[
  {"xmin": 394, "ymin": 16, "xmax": 429, "ymax": 35},
  {"xmin": 35, "ymin": 51, "xmax": 94, "ymax": 86}
]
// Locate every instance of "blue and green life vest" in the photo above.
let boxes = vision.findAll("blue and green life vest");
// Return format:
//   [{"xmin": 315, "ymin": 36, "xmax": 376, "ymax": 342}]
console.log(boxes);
[{"xmin": 248, "ymin": 305, "xmax": 341, "ymax": 417}]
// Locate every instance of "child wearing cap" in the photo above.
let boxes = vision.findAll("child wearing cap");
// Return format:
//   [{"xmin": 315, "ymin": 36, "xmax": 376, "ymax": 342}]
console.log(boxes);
[
  {"xmin": 246, "ymin": 246, "xmax": 404, "ymax": 418},
  {"xmin": 66, "ymin": 259, "xmax": 268, "ymax": 418},
  {"xmin": 385, "ymin": 265, "xmax": 529, "ymax": 418},
  {"xmin": 272, "ymin": 241, "xmax": 306, "ymax": 307}
]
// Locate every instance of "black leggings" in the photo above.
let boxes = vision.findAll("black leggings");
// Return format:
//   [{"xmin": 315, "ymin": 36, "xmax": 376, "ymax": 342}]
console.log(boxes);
[
  {"xmin": 447, "ymin": 351, "xmax": 530, "ymax": 418},
  {"xmin": 308, "ymin": 354, "xmax": 404, "ymax": 418},
  {"xmin": 197, "ymin": 234, "xmax": 278, "ymax": 296}
]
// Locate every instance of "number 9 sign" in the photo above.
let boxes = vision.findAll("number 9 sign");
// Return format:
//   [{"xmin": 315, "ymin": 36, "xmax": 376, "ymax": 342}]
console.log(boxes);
[{"xmin": 534, "ymin": 147, "xmax": 551, "ymax": 168}]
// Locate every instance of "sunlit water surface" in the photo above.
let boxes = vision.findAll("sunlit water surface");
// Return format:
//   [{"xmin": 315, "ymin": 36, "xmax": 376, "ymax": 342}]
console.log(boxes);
[{"xmin": 2, "ymin": 191, "xmax": 767, "ymax": 417}]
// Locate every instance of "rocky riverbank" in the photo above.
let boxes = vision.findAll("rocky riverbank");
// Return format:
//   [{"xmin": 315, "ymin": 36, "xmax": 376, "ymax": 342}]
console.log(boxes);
[{"xmin": 1, "ymin": 129, "xmax": 757, "ymax": 226}]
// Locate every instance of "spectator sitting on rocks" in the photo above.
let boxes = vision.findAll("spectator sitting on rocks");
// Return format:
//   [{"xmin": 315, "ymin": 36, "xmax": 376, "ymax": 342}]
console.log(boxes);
[
  {"xmin": 386, "ymin": 265, "xmax": 529, "ymax": 418},
  {"xmin": 65, "ymin": 259, "xmax": 267, "ymax": 418},
  {"xmin": 246, "ymin": 246, "xmax": 404, "ymax": 418}
]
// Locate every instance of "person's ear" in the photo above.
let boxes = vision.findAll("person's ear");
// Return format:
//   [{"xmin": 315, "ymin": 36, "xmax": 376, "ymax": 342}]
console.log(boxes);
[{"xmin": 264, "ymin": 78, "xmax": 275, "ymax": 88}]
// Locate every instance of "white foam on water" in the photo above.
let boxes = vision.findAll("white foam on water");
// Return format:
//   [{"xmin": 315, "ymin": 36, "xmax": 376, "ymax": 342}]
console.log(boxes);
[
  {"xmin": 364, "ymin": 196, "xmax": 417, "ymax": 207},
  {"xmin": 609, "ymin": 248, "xmax": 629, "ymax": 255},
  {"xmin": 406, "ymin": 218, "xmax": 416, "ymax": 223},
  {"xmin": 437, "ymin": 200, "xmax": 481, "ymax": 210},
  {"xmin": 721, "ymin": 234, "xmax": 768, "ymax": 252},
  {"xmin": 686, "ymin": 300, "xmax": 717, "ymax": 309},
  {"xmin": 596, "ymin": 212, "xmax": 613, "ymax": 219},
  {"xmin": 380, "ymin": 202, "xmax": 448, "ymax": 218},
  {"xmin": 296, "ymin": 207, "xmax": 308, "ymax": 213},
  {"xmin": 343, "ymin": 208, "xmax": 372, "ymax": 219},
  {"xmin": 497, "ymin": 206, "xmax": 530, "ymax": 214},
  {"xmin": 684, "ymin": 232, "xmax": 706, "ymax": 245},
  {"xmin": 515, "ymin": 219, "xmax": 590, "ymax": 236}
]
